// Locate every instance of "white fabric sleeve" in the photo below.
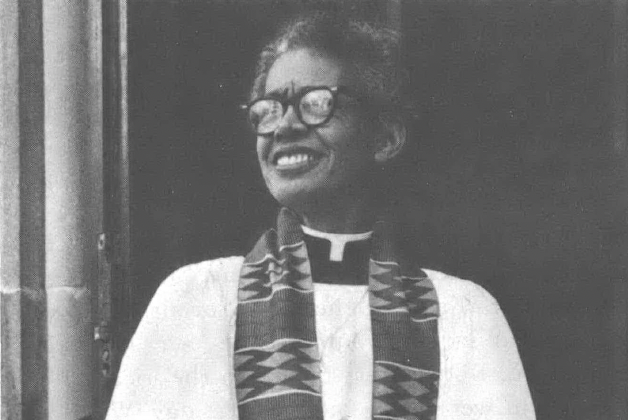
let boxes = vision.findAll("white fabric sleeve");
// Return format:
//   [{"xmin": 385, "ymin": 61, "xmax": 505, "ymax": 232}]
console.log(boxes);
[
  {"xmin": 426, "ymin": 269, "xmax": 536, "ymax": 420},
  {"xmin": 105, "ymin": 257, "xmax": 243, "ymax": 420}
]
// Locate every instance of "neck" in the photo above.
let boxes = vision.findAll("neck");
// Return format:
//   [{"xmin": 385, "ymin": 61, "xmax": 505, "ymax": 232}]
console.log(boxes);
[{"xmin": 299, "ymin": 194, "xmax": 377, "ymax": 234}]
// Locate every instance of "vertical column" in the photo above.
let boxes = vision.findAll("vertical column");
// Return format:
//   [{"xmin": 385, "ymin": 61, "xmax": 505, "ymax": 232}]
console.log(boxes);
[
  {"xmin": 1, "ymin": 0, "xmax": 48, "ymax": 418},
  {"xmin": 98, "ymin": 0, "xmax": 131, "ymax": 416},
  {"xmin": 611, "ymin": 0, "xmax": 627, "ymax": 154},
  {"xmin": 611, "ymin": 1, "xmax": 627, "ymax": 419},
  {"xmin": 2, "ymin": 0, "xmax": 103, "ymax": 418},
  {"xmin": 43, "ymin": 0, "xmax": 103, "ymax": 419}
]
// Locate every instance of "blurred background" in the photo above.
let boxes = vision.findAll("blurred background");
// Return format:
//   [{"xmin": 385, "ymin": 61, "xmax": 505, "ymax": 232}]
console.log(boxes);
[{"xmin": 121, "ymin": 0, "xmax": 626, "ymax": 418}]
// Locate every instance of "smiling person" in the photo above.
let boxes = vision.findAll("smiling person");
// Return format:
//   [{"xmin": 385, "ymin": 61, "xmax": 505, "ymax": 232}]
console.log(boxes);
[{"xmin": 106, "ymin": 12, "xmax": 535, "ymax": 420}]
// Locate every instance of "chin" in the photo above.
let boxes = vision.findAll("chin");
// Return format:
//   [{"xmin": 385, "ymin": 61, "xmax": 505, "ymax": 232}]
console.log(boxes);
[
  {"xmin": 270, "ymin": 187, "xmax": 315, "ymax": 210},
  {"xmin": 266, "ymin": 181, "xmax": 330, "ymax": 213}
]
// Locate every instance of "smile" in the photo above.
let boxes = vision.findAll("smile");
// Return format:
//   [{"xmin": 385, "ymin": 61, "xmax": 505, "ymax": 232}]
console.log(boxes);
[
  {"xmin": 272, "ymin": 149, "xmax": 323, "ymax": 173},
  {"xmin": 277, "ymin": 153, "xmax": 314, "ymax": 166}
]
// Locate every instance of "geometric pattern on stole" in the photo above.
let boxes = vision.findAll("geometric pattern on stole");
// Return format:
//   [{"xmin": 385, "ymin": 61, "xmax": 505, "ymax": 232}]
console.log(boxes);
[
  {"xmin": 235, "ymin": 226, "xmax": 324, "ymax": 420},
  {"xmin": 370, "ymin": 259, "xmax": 440, "ymax": 420}
]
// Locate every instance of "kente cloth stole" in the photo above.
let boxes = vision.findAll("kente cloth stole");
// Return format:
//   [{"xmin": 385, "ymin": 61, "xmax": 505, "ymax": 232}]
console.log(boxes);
[{"xmin": 234, "ymin": 208, "xmax": 440, "ymax": 420}]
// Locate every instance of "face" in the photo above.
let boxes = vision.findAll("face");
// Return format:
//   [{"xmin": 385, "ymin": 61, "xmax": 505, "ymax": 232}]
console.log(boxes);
[{"xmin": 256, "ymin": 49, "xmax": 378, "ymax": 211}]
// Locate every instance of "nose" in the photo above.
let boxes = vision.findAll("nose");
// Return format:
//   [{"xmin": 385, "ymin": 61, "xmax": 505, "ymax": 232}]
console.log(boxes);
[{"xmin": 273, "ymin": 105, "xmax": 307, "ymax": 140}]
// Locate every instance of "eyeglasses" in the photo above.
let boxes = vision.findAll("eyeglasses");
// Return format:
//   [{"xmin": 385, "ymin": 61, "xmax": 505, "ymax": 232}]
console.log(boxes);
[{"xmin": 241, "ymin": 86, "xmax": 351, "ymax": 135}]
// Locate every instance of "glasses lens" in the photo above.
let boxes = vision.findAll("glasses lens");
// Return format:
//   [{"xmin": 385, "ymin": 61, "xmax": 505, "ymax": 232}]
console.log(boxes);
[
  {"xmin": 300, "ymin": 89, "xmax": 334, "ymax": 125},
  {"xmin": 249, "ymin": 99, "xmax": 283, "ymax": 134}
]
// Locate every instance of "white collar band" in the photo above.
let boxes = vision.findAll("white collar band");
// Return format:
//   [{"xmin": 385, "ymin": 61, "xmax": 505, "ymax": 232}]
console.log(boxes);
[{"xmin": 301, "ymin": 225, "xmax": 372, "ymax": 262}]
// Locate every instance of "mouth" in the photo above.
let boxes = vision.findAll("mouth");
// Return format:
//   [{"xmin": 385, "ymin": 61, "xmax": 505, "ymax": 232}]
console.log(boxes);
[{"xmin": 271, "ymin": 148, "xmax": 324, "ymax": 173}]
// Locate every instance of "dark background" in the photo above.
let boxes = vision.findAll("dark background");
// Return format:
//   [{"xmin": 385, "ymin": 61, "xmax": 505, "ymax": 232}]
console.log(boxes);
[{"xmin": 125, "ymin": 1, "xmax": 626, "ymax": 418}]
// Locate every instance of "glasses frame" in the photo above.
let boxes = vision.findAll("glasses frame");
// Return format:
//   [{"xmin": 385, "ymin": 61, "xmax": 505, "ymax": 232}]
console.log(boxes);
[{"xmin": 240, "ymin": 86, "xmax": 351, "ymax": 135}]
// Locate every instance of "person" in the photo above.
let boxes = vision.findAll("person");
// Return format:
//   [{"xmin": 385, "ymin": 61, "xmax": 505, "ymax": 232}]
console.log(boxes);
[{"xmin": 106, "ymin": 12, "xmax": 535, "ymax": 420}]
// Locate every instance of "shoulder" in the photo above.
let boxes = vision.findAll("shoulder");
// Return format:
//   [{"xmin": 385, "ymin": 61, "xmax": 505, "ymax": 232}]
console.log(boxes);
[
  {"xmin": 108, "ymin": 257, "xmax": 245, "ymax": 419},
  {"xmin": 120, "ymin": 256, "xmax": 246, "ymax": 375},
  {"xmin": 423, "ymin": 268, "xmax": 519, "ymax": 370},
  {"xmin": 422, "ymin": 268, "xmax": 499, "ymax": 315},
  {"xmin": 422, "ymin": 268, "xmax": 509, "ymax": 345},
  {"xmin": 153, "ymin": 256, "xmax": 245, "ymax": 302},
  {"xmin": 423, "ymin": 270, "xmax": 536, "ymax": 419},
  {"xmin": 145, "ymin": 256, "xmax": 245, "ymax": 321}
]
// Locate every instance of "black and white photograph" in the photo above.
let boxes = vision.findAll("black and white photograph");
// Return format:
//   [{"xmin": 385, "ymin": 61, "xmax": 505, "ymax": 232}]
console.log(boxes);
[{"xmin": 1, "ymin": 0, "xmax": 626, "ymax": 419}]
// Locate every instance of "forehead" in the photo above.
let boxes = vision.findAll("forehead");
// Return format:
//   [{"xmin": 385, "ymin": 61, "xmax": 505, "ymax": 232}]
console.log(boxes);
[{"xmin": 264, "ymin": 49, "xmax": 346, "ymax": 94}]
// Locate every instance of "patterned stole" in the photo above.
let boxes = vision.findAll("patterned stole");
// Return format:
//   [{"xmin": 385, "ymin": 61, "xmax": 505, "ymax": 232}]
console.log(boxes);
[{"xmin": 234, "ymin": 208, "xmax": 440, "ymax": 420}]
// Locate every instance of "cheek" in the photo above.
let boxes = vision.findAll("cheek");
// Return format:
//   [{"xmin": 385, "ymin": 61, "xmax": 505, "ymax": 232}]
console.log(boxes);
[
  {"xmin": 256, "ymin": 137, "xmax": 268, "ymax": 163},
  {"xmin": 332, "ymin": 123, "xmax": 375, "ymax": 161}
]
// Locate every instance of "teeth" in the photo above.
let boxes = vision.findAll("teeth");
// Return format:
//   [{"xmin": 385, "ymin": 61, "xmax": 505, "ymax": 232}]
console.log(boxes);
[{"xmin": 276, "ymin": 153, "xmax": 313, "ymax": 166}]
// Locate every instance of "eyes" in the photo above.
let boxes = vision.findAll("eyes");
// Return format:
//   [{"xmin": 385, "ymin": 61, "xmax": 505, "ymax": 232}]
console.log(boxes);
[
  {"xmin": 248, "ymin": 100, "xmax": 284, "ymax": 134},
  {"xmin": 300, "ymin": 89, "xmax": 334, "ymax": 120},
  {"xmin": 244, "ymin": 87, "xmax": 349, "ymax": 135}
]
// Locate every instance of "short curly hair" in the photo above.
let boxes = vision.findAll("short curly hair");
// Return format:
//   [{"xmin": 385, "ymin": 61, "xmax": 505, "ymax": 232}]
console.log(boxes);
[{"xmin": 250, "ymin": 12, "xmax": 410, "ymax": 127}]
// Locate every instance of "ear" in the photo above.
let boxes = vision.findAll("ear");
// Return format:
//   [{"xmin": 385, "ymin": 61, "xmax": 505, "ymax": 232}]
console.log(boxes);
[{"xmin": 374, "ymin": 120, "xmax": 407, "ymax": 164}]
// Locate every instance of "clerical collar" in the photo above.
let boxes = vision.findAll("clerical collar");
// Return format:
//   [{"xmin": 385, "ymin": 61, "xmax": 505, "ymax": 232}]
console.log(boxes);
[
  {"xmin": 301, "ymin": 227, "xmax": 372, "ymax": 286},
  {"xmin": 301, "ymin": 225, "xmax": 372, "ymax": 262}
]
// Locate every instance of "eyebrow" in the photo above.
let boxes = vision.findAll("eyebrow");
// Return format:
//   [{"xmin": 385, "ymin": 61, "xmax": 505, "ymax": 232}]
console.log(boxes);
[{"xmin": 263, "ymin": 85, "xmax": 326, "ymax": 100}]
